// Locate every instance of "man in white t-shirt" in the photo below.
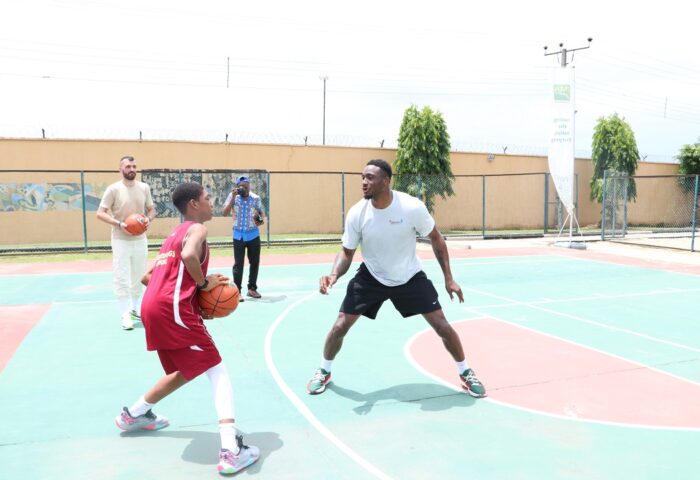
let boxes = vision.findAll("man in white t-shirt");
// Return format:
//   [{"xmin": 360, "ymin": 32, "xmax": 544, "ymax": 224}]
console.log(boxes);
[
  {"xmin": 97, "ymin": 156, "xmax": 156, "ymax": 330},
  {"xmin": 306, "ymin": 159, "xmax": 486, "ymax": 398}
]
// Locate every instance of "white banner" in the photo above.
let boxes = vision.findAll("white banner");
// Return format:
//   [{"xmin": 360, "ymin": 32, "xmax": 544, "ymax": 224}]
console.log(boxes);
[{"xmin": 548, "ymin": 66, "xmax": 575, "ymax": 216}]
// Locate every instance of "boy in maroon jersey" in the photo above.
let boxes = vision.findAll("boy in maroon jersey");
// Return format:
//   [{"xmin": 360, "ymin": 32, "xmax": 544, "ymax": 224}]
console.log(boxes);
[{"xmin": 114, "ymin": 182, "xmax": 259, "ymax": 476}]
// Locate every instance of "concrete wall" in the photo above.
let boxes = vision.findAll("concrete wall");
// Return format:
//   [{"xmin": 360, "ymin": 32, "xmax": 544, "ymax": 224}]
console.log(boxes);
[{"xmin": 0, "ymin": 139, "xmax": 681, "ymax": 245}]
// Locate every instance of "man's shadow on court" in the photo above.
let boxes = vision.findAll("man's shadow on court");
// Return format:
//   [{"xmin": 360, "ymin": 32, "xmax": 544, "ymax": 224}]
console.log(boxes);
[
  {"xmin": 328, "ymin": 382, "xmax": 475, "ymax": 415},
  {"xmin": 242, "ymin": 295, "xmax": 287, "ymax": 304},
  {"xmin": 121, "ymin": 429, "xmax": 282, "ymax": 471}
]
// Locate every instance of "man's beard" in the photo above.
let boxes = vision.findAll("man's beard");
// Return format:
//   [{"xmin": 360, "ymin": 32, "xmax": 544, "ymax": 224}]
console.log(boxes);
[{"xmin": 123, "ymin": 172, "xmax": 136, "ymax": 180}]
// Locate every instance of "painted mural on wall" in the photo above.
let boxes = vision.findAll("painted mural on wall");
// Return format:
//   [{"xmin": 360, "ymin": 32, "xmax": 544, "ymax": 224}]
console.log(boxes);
[
  {"xmin": 141, "ymin": 171, "xmax": 269, "ymax": 218},
  {"xmin": 0, "ymin": 183, "xmax": 106, "ymax": 212}
]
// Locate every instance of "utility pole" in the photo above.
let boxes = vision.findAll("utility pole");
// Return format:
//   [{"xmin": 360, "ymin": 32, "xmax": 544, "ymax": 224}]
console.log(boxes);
[
  {"xmin": 544, "ymin": 38, "xmax": 592, "ymax": 249},
  {"xmin": 320, "ymin": 76, "xmax": 328, "ymax": 145},
  {"xmin": 544, "ymin": 38, "xmax": 592, "ymax": 67}
]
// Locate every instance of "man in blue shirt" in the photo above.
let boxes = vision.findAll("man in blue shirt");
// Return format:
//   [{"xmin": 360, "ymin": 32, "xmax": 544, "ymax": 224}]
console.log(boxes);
[{"xmin": 223, "ymin": 176, "xmax": 266, "ymax": 299}]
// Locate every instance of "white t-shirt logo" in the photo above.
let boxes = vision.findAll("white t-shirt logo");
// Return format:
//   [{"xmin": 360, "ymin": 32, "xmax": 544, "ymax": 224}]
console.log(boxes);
[{"xmin": 389, "ymin": 218, "xmax": 403, "ymax": 225}]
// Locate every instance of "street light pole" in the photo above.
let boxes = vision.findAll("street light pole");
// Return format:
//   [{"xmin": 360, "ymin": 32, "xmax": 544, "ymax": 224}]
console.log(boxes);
[{"xmin": 320, "ymin": 76, "xmax": 328, "ymax": 145}]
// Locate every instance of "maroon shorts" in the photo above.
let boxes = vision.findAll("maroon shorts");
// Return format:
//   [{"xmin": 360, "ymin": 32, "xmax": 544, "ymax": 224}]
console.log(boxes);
[{"xmin": 157, "ymin": 340, "xmax": 222, "ymax": 381}]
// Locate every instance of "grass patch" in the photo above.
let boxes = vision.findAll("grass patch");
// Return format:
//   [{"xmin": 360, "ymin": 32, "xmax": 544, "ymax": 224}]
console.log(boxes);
[{"xmin": 0, "ymin": 242, "xmax": 341, "ymax": 264}]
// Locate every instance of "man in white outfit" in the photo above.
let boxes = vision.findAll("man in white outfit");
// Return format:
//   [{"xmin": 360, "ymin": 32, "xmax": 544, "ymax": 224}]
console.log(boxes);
[
  {"xmin": 97, "ymin": 156, "xmax": 156, "ymax": 330},
  {"xmin": 306, "ymin": 159, "xmax": 486, "ymax": 398}
]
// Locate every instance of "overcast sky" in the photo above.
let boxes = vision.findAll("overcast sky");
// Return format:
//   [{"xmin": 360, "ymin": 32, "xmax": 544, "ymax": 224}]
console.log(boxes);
[{"xmin": 1, "ymin": 0, "xmax": 699, "ymax": 162}]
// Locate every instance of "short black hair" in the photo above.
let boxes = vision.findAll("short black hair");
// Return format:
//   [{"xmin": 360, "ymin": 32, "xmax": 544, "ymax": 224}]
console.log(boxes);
[
  {"xmin": 366, "ymin": 159, "xmax": 392, "ymax": 179},
  {"xmin": 172, "ymin": 182, "xmax": 204, "ymax": 215},
  {"xmin": 120, "ymin": 155, "xmax": 135, "ymax": 163}
]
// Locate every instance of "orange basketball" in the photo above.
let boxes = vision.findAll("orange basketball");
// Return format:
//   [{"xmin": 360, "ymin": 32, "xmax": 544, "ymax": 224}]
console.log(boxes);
[
  {"xmin": 124, "ymin": 213, "xmax": 148, "ymax": 235},
  {"xmin": 198, "ymin": 284, "xmax": 240, "ymax": 318}
]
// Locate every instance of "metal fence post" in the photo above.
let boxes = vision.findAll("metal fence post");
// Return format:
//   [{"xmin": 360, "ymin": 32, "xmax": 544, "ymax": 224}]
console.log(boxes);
[
  {"xmin": 341, "ymin": 172, "xmax": 346, "ymax": 232},
  {"xmin": 574, "ymin": 173, "xmax": 579, "ymax": 232},
  {"xmin": 601, "ymin": 170, "xmax": 607, "ymax": 240},
  {"xmin": 692, "ymin": 174, "xmax": 699, "ymax": 252},
  {"xmin": 266, "ymin": 172, "xmax": 271, "ymax": 247},
  {"xmin": 611, "ymin": 175, "xmax": 617, "ymax": 238},
  {"xmin": 623, "ymin": 176, "xmax": 629, "ymax": 236},
  {"xmin": 543, "ymin": 173, "xmax": 549, "ymax": 234},
  {"xmin": 482, "ymin": 175, "xmax": 486, "ymax": 238},
  {"xmin": 80, "ymin": 170, "xmax": 88, "ymax": 253}
]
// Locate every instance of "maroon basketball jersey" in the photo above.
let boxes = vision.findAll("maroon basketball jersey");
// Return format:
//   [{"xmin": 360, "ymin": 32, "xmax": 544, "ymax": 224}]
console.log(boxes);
[{"xmin": 141, "ymin": 221, "xmax": 213, "ymax": 350}]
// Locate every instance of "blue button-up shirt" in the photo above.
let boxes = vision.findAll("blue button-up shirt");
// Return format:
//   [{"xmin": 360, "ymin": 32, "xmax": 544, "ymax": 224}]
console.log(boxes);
[{"xmin": 225, "ymin": 191, "xmax": 263, "ymax": 241}]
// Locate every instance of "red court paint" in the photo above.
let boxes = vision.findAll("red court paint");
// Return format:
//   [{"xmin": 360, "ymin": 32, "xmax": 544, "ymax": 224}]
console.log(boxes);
[
  {"xmin": 409, "ymin": 317, "xmax": 700, "ymax": 429},
  {"xmin": 0, "ymin": 304, "xmax": 50, "ymax": 373},
  {"xmin": 2, "ymin": 245, "xmax": 698, "ymax": 276}
]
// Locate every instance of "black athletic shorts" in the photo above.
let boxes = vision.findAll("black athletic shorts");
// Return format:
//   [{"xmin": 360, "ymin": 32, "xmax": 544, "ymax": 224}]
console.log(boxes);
[{"xmin": 340, "ymin": 263, "xmax": 442, "ymax": 319}]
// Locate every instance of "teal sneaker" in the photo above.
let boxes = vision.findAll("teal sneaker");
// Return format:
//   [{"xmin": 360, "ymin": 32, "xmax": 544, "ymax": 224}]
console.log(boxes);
[
  {"xmin": 306, "ymin": 368, "xmax": 331, "ymax": 395},
  {"xmin": 459, "ymin": 369, "xmax": 487, "ymax": 398}
]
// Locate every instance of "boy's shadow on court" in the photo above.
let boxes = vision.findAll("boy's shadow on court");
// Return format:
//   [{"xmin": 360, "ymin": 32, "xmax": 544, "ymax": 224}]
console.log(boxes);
[
  {"xmin": 121, "ymin": 429, "xmax": 282, "ymax": 471},
  {"xmin": 328, "ymin": 382, "xmax": 475, "ymax": 415}
]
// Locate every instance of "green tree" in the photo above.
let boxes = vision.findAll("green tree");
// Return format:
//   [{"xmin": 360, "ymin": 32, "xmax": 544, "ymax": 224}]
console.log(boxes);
[
  {"xmin": 677, "ymin": 138, "xmax": 700, "ymax": 177},
  {"xmin": 393, "ymin": 105, "xmax": 454, "ymax": 212},
  {"xmin": 589, "ymin": 113, "xmax": 639, "ymax": 202}
]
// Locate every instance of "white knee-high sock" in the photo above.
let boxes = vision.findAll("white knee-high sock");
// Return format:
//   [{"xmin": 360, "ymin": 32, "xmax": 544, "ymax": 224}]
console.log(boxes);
[
  {"xmin": 206, "ymin": 362, "xmax": 238, "ymax": 452},
  {"xmin": 219, "ymin": 422, "xmax": 238, "ymax": 453},
  {"xmin": 129, "ymin": 396, "xmax": 154, "ymax": 417}
]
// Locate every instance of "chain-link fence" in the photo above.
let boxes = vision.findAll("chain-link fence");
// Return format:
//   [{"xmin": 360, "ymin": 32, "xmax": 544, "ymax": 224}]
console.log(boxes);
[
  {"xmin": 602, "ymin": 172, "xmax": 699, "ymax": 251},
  {"xmin": 1, "ymin": 169, "xmax": 580, "ymax": 254}
]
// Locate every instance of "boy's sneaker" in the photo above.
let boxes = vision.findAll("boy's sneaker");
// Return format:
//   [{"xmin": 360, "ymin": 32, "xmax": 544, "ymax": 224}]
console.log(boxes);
[
  {"xmin": 129, "ymin": 310, "xmax": 142, "ymax": 322},
  {"xmin": 306, "ymin": 368, "xmax": 331, "ymax": 395},
  {"xmin": 217, "ymin": 435, "xmax": 260, "ymax": 475},
  {"xmin": 115, "ymin": 407, "xmax": 169, "ymax": 432},
  {"xmin": 459, "ymin": 369, "xmax": 487, "ymax": 398},
  {"xmin": 121, "ymin": 314, "xmax": 134, "ymax": 330}
]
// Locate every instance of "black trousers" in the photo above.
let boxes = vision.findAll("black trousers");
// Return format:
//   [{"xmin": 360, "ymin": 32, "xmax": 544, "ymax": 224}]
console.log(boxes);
[{"xmin": 233, "ymin": 236, "xmax": 261, "ymax": 291}]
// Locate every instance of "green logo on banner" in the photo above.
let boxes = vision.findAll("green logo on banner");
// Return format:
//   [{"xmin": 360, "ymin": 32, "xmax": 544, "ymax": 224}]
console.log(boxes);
[{"xmin": 553, "ymin": 84, "xmax": 570, "ymax": 102}]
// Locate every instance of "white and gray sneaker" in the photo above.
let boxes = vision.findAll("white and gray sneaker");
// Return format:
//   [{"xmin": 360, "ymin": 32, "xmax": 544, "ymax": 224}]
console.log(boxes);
[
  {"xmin": 217, "ymin": 435, "xmax": 260, "ymax": 475},
  {"xmin": 121, "ymin": 313, "xmax": 134, "ymax": 330},
  {"xmin": 115, "ymin": 407, "xmax": 169, "ymax": 432}
]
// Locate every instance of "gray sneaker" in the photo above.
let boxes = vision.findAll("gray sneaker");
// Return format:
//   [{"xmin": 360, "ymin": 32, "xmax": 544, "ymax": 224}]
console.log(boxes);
[
  {"xmin": 115, "ymin": 407, "xmax": 169, "ymax": 432},
  {"xmin": 306, "ymin": 368, "xmax": 331, "ymax": 395},
  {"xmin": 217, "ymin": 435, "xmax": 260, "ymax": 475}
]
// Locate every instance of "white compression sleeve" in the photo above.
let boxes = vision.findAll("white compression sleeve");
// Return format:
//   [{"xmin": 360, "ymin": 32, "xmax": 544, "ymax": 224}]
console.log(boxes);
[{"xmin": 205, "ymin": 361, "xmax": 235, "ymax": 421}]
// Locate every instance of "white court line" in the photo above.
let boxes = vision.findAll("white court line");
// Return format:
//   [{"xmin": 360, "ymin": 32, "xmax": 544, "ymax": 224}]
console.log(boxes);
[
  {"xmin": 463, "ymin": 287, "xmax": 700, "ymax": 354},
  {"xmin": 434, "ymin": 256, "xmax": 566, "ymax": 267},
  {"xmin": 561, "ymin": 254, "xmax": 700, "ymax": 278},
  {"xmin": 465, "ymin": 286, "xmax": 700, "ymax": 310},
  {"xmin": 264, "ymin": 291, "xmax": 394, "ymax": 480},
  {"xmin": 404, "ymin": 319, "xmax": 700, "ymax": 431}
]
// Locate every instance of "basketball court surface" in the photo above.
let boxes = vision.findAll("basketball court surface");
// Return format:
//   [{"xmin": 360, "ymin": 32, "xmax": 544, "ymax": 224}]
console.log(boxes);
[{"xmin": 1, "ymin": 239, "xmax": 699, "ymax": 479}]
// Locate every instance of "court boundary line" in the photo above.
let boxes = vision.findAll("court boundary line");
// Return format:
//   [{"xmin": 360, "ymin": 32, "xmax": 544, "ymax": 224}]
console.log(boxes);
[
  {"xmin": 459, "ymin": 309, "xmax": 700, "ymax": 389},
  {"xmin": 264, "ymin": 291, "xmax": 394, "ymax": 480},
  {"xmin": 404, "ymin": 318, "xmax": 700, "ymax": 432},
  {"xmin": 465, "ymin": 286, "xmax": 700, "ymax": 310},
  {"xmin": 553, "ymin": 251, "xmax": 700, "ymax": 278},
  {"xmin": 464, "ymin": 287, "xmax": 700, "ymax": 354}
]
